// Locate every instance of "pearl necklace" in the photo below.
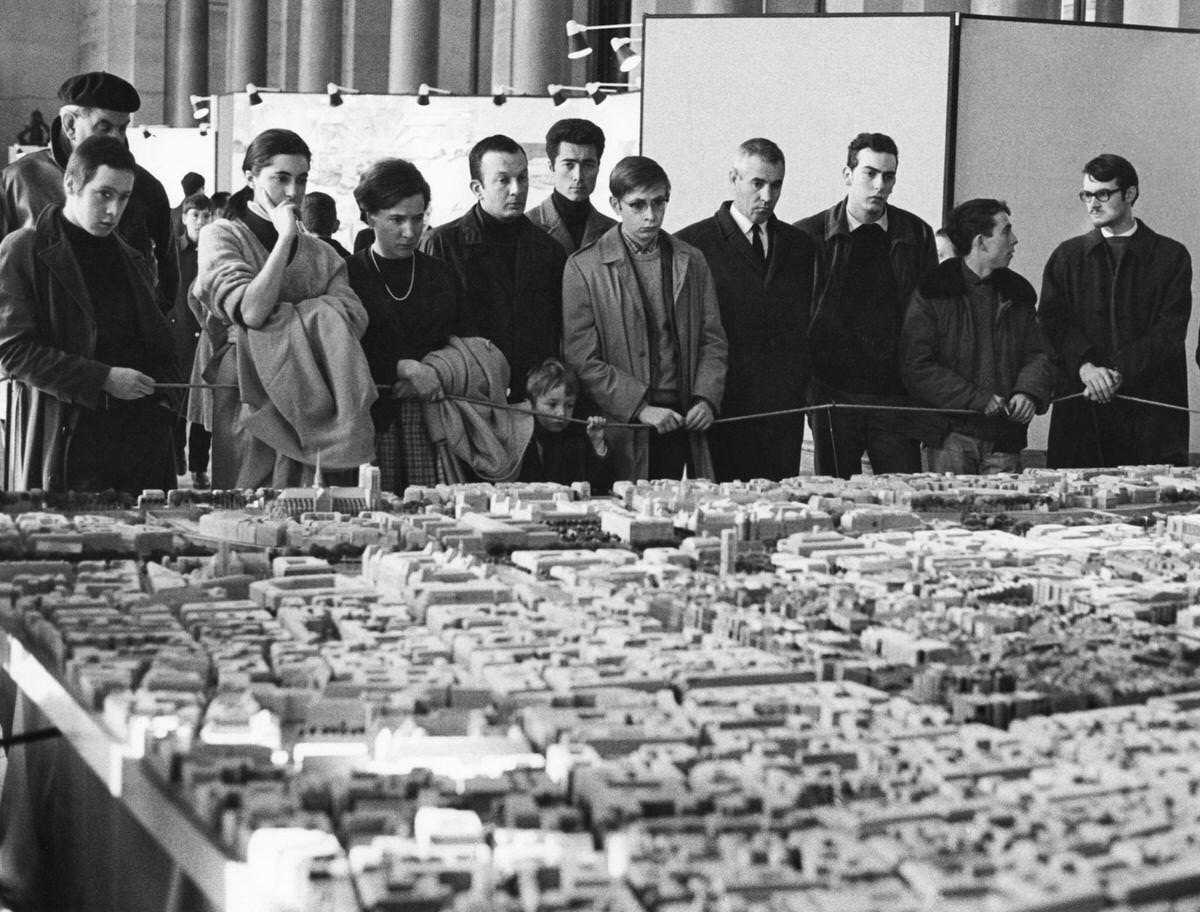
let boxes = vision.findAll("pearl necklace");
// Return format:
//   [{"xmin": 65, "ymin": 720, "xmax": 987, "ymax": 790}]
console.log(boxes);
[{"xmin": 369, "ymin": 247, "xmax": 416, "ymax": 302}]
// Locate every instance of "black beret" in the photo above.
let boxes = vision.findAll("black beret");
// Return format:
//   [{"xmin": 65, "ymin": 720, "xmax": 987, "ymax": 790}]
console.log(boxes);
[{"xmin": 57, "ymin": 71, "xmax": 141, "ymax": 113}]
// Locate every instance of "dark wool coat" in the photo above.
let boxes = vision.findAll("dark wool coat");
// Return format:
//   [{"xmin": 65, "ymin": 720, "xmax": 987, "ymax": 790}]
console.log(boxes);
[
  {"xmin": 794, "ymin": 197, "xmax": 937, "ymax": 393},
  {"xmin": 901, "ymin": 258, "xmax": 1057, "ymax": 451},
  {"xmin": 0, "ymin": 205, "xmax": 181, "ymax": 491},
  {"xmin": 676, "ymin": 203, "xmax": 817, "ymax": 481},
  {"xmin": 422, "ymin": 204, "xmax": 567, "ymax": 400},
  {"xmin": 1039, "ymin": 220, "xmax": 1193, "ymax": 467}
]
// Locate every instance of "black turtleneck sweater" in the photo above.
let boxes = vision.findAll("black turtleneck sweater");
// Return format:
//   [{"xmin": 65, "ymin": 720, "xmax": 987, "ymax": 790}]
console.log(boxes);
[
  {"xmin": 61, "ymin": 216, "xmax": 145, "ymax": 373},
  {"xmin": 477, "ymin": 205, "xmax": 524, "ymax": 282},
  {"xmin": 550, "ymin": 190, "xmax": 592, "ymax": 249}
]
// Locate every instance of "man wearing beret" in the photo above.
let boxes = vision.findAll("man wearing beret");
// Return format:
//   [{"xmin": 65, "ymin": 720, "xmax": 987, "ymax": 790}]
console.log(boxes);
[{"xmin": 0, "ymin": 70, "xmax": 178, "ymax": 313}]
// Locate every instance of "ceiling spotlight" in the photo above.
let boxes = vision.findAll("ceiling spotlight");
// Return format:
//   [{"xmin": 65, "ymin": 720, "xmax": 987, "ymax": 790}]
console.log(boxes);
[
  {"xmin": 246, "ymin": 82, "xmax": 281, "ymax": 106},
  {"xmin": 327, "ymin": 82, "xmax": 360, "ymax": 107},
  {"xmin": 547, "ymin": 83, "xmax": 590, "ymax": 107},
  {"xmin": 492, "ymin": 84, "xmax": 515, "ymax": 106},
  {"xmin": 611, "ymin": 36, "xmax": 642, "ymax": 73},
  {"xmin": 189, "ymin": 94, "xmax": 214, "ymax": 120},
  {"xmin": 585, "ymin": 82, "xmax": 624, "ymax": 105},
  {"xmin": 564, "ymin": 19, "xmax": 642, "ymax": 63},
  {"xmin": 141, "ymin": 127, "xmax": 154, "ymax": 139},
  {"xmin": 417, "ymin": 83, "xmax": 451, "ymax": 106}
]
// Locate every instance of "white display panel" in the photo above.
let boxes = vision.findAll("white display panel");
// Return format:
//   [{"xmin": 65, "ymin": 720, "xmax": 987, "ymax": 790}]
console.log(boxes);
[
  {"xmin": 222, "ymin": 93, "xmax": 641, "ymax": 251},
  {"xmin": 955, "ymin": 17, "xmax": 1200, "ymax": 453},
  {"xmin": 639, "ymin": 14, "xmax": 953, "ymax": 231}
]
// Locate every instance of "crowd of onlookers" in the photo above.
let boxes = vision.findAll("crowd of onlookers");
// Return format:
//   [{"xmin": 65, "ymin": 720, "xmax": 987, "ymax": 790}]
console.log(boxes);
[{"xmin": 0, "ymin": 71, "xmax": 1192, "ymax": 497}]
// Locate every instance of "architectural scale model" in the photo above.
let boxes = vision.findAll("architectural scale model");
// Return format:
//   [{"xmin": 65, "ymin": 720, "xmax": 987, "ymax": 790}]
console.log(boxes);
[{"xmin": 5, "ymin": 466, "xmax": 1200, "ymax": 911}]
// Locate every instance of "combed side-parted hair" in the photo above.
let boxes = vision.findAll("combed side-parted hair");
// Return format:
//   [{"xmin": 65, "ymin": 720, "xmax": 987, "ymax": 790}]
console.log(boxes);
[
  {"xmin": 468, "ymin": 135, "xmax": 526, "ymax": 183},
  {"xmin": 1084, "ymin": 153, "xmax": 1138, "ymax": 192},
  {"xmin": 354, "ymin": 158, "xmax": 432, "ymax": 215},
  {"xmin": 846, "ymin": 132, "xmax": 899, "ymax": 169},
  {"xmin": 526, "ymin": 358, "xmax": 580, "ymax": 402},
  {"xmin": 228, "ymin": 128, "xmax": 311, "ymax": 220},
  {"xmin": 609, "ymin": 155, "xmax": 670, "ymax": 200},
  {"xmin": 946, "ymin": 198, "xmax": 1010, "ymax": 257},
  {"xmin": 65, "ymin": 135, "xmax": 135, "ymax": 191},
  {"xmin": 182, "ymin": 191, "xmax": 212, "ymax": 215},
  {"xmin": 546, "ymin": 119, "xmax": 606, "ymax": 164},
  {"xmin": 738, "ymin": 137, "xmax": 784, "ymax": 167}
]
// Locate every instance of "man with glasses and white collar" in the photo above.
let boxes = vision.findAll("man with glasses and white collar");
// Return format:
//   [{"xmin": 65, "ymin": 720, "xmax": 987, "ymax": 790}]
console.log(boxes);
[{"xmin": 1040, "ymin": 153, "xmax": 1193, "ymax": 467}]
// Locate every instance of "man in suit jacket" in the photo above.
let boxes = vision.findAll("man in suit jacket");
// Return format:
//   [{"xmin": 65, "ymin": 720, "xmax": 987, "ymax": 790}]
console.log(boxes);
[
  {"xmin": 677, "ymin": 138, "xmax": 816, "ymax": 481},
  {"xmin": 527, "ymin": 118, "xmax": 616, "ymax": 254}
]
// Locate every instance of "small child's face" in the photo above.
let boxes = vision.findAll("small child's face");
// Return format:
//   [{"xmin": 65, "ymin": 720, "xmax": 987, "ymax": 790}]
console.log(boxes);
[
  {"xmin": 184, "ymin": 206, "xmax": 212, "ymax": 242},
  {"xmin": 532, "ymin": 385, "xmax": 575, "ymax": 432}
]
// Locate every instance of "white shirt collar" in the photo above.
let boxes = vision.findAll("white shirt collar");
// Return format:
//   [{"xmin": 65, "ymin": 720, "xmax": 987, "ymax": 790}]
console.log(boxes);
[
  {"xmin": 728, "ymin": 204, "xmax": 769, "ymax": 257},
  {"xmin": 1100, "ymin": 220, "xmax": 1138, "ymax": 238},
  {"xmin": 846, "ymin": 206, "xmax": 889, "ymax": 233}
]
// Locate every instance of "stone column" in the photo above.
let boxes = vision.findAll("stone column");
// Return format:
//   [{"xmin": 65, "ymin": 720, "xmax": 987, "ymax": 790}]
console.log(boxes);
[
  {"xmin": 1123, "ymin": 0, "xmax": 1180, "ymax": 26},
  {"xmin": 1093, "ymin": 0, "xmax": 1123, "ymax": 21},
  {"xmin": 298, "ymin": 0, "xmax": 343, "ymax": 93},
  {"xmin": 388, "ymin": 0, "xmax": 440, "ymax": 93},
  {"xmin": 508, "ymin": 0, "xmax": 566, "ymax": 96},
  {"xmin": 165, "ymin": 0, "xmax": 209, "ymax": 127},
  {"xmin": 691, "ymin": 0, "xmax": 762, "ymax": 12},
  {"xmin": 228, "ymin": 0, "xmax": 268, "ymax": 90}
]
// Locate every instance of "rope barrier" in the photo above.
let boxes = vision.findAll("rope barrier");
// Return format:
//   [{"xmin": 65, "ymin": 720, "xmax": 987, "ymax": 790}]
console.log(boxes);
[{"xmin": 142, "ymin": 384, "xmax": 1180, "ymax": 429}]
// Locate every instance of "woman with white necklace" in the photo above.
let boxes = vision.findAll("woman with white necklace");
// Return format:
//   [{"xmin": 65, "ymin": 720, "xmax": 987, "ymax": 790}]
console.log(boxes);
[{"xmin": 347, "ymin": 158, "xmax": 475, "ymax": 493}]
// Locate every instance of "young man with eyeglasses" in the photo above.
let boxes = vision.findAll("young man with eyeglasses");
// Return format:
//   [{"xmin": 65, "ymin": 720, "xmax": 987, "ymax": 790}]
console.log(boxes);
[
  {"xmin": 1040, "ymin": 153, "xmax": 1193, "ymax": 467},
  {"xmin": 562, "ymin": 155, "xmax": 728, "ymax": 482}
]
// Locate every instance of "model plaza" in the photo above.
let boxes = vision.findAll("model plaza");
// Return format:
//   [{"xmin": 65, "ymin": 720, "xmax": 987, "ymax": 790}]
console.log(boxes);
[{"xmin": 4, "ymin": 466, "xmax": 1200, "ymax": 910}]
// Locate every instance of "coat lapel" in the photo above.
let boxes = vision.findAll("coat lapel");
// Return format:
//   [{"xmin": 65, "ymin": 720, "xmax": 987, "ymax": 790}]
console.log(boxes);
[{"xmin": 38, "ymin": 236, "xmax": 95, "ymax": 325}]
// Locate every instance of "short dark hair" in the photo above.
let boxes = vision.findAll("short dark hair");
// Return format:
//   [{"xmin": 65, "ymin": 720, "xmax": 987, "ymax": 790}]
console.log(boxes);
[
  {"xmin": 181, "ymin": 171, "xmax": 205, "ymax": 195},
  {"xmin": 354, "ymin": 158, "xmax": 432, "ymax": 216},
  {"xmin": 182, "ymin": 191, "xmax": 211, "ymax": 215},
  {"xmin": 846, "ymin": 132, "xmax": 899, "ymax": 169},
  {"xmin": 469, "ymin": 135, "xmax": 526, "ymax": 183},
  {"xmin": 609, "ymin": 155, "xmax": 670, "ymax": 200},
  {"xmin": 545, "ymin": 119, "xmax": 606, "ymax": 164},
  {"xmin": 737, "ymin": 138, "xmax": 784, "ymax": 167},
  {"xmin": 1083, "ymin": 153, "xmax": 1138, "ymax": 192},
  {"xmin": 301, "ymin": 191, "xmax": 338, "ymax": 235},
  {"xmin": 947, "ymin": 198, "xmax": 1010, "ymax": 257},
  {"xmin": 65, "ymin": 135, "xmax": 135, "ymax": 191},
  {"xmin": 526, "ymin": 358, "xmax": 579, "ymax": 402}
]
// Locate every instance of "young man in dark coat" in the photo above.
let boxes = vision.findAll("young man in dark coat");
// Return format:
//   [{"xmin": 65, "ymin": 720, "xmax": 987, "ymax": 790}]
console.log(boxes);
[
  {"xmin": 527, "ymin": 118, "xmax": 616, "ymax": 254},
  {"xmin": 901, "ymin": 199, "xmax": 1056, "ymax": 474},
  {"xmin": 422, "ymin": 134, "xmax": 566, "ymax": 401},
  {"xmin": 1040, "ymin": 153, "xmax": 1193, "ymax": 468},
  {"xmin": 0, "ymin": 136, "xmax": 181, "ymax": 492},
  {"xmin": 794, "ymin": 132, "xmax": 937, "ymax": 478},
  {"xmin": 676, "ymin": 137, "xmax": 816, "ymax": 481},
  {"xmin": 0, "ymin": 71, "xmax": 179, "ymax": 314}
]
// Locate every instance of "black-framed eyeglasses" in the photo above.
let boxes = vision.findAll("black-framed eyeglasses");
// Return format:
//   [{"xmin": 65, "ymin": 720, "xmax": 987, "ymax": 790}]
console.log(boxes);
[{"xmin": 1079, "ymin": 188, "xmax": 1124, "ymax": 203}]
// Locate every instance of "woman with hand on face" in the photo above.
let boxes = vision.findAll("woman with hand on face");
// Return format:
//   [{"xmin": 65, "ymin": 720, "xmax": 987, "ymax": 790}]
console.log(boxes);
[
  {"xmin": 194, "ymin": 128, "xmax": 375, "ymax": 488},
  {"xmin": 347, "ymin": 158, "xmax": 475, "ymax": 493}
]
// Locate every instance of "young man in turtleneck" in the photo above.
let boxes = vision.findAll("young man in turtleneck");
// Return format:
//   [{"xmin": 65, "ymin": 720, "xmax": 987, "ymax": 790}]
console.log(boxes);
[
  {"xmin": 0, "ymin": 135, "xmax": 181, "ymax": 492},
  {"xmin": 528, "ymin": 118, "xmax": 616, "ymax": 254},
  {"xmin": 422, "ymin": 134, "xmax": 566, "ymax": 401}
]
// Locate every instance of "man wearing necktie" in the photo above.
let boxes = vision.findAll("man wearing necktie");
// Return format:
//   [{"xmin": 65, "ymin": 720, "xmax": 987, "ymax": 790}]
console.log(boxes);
[
  {"xmin": 677, "ymin": 138, "xmax": 816, "ymax": 481},
  {"xmin": 795, "ymin": 132, "xmax": 937, "ymax": 478}
]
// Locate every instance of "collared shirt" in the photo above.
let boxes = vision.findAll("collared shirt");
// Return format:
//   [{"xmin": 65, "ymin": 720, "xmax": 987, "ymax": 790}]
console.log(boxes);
[
  {"xmin": 846, "ymin": 207, "xmax": 889, "ymax": 234},
  {"xmin": 1100, "ymin": 221, "xmax": 1138, "ymax": 238},
  {"xmin": 621, "ymin": 229, "xmax": 660, "ymax": 254},
  {"xmin": 728, "ymin": 204, "xmax": 769, "ymax": 259}
]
